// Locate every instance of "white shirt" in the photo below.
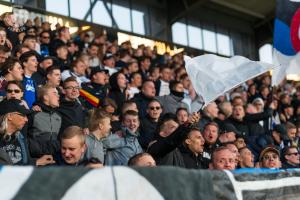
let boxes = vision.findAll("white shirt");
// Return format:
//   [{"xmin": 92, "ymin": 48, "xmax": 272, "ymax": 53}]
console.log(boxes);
[
  {"xmin": 104, "ymin": 66, "xmax": 118, "ymax": 76},
  {"xmin": 61, "ymin": 70, "xmax": 90, "ymax": 86},
  {"xmin": 128, "ymin": 87, "xmax": 140, "ymax": 99},
  {"xmin": 159, "ymin": 80, "xmax": 170, "ymax": 96}
]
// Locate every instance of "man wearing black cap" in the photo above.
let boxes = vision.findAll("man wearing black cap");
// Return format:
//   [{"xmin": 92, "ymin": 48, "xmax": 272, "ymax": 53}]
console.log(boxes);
[
  {"xmin": 103, "ymin": 53, "xmax": 117, "ymax": 75},
  {"xmin": 80, "ymin": 68, "xmax": 109, "ymax": 109},
  {"xmin": 0, "ymin": 99, "xmax": 54, "ymax": 165},
  {"xmin": 218, "ymin": 123, "xmax": 240, "ymax": 144}
]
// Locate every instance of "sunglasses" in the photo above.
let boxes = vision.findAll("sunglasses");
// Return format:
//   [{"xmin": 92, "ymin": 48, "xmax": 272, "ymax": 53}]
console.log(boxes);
[
  {"xmin": 7, "ymin": 89, "xmax": 21, "ymax": 93},
  {"xmin": 288, "ymin": 152, "xmax": 299, "ymax": 156},
  {"xmin": 42, "ymin": 36, "xmax": 50, "ymax": 39},
  {"xmin": 149, "ymin": 106, "xmax": 161, "ymax": 110}
]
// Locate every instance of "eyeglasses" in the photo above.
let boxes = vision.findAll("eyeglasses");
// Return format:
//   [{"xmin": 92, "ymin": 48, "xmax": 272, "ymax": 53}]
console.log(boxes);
[
  {"xmin": 42, "ymin": 36, "xmax": 50, "ymax": 39},
  {"xmin": 64, "ymin": 86, "xmax": 80, "ymax": 90},
  {"xmin": 263, "ymin": 154, "xmax": 279, "ymax": 161},
  {"xmin": 149, "ymin": 106, "xmax": 161, "ymax": 110},
  {"xmin": 7, "ymin": 89, "xmax": 21, "ymax": 93}
]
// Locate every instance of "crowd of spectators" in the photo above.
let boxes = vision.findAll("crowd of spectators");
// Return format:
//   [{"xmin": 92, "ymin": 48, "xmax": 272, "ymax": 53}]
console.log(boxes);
[{"xmin": 0, "ymin": 11, "xmax": 300, "ymax": 171}]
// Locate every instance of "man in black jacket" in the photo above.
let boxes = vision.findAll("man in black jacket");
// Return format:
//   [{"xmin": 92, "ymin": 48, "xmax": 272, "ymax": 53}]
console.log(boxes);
[
  {"xmin": 282, "ymin": 146, "xmax": 300, "ymax": 168},
  {"xmin": 133, "ymin": 80, "xmax": 156, "ymax": 118},
  {"xmin": 58, "ymin": 77, "xmax": 87, "ymax": 134},
  {"xmin": 139, "ymin": 99, "xmax": 162, "ymax": 149},
  {"xmin": 227, "ymin": 104, "xmax": 273, "ymax": 139},
  {"xmin": 147, "ymin": 113, "xmax": 207, "ymax": 168},
  {"xmin": 178, "ymin": 128, "xmax": 209, "ymax": 169}
]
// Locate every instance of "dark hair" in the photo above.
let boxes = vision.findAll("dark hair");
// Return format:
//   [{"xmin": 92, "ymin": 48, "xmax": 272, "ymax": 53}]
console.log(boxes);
[
  {"xmin": 0, "ymin": 57, "xmax": 20, "ymax": 76},
  {"xmin": 46, "ymin": 65, "xmax": 60, "ymax": 76},
  {"xmin": 147, "ymin": 99, "xmax": 161, "ymax": 108},
  {"xmin": 159, "ymin": 64, "xmax": 171, "ymax": 73},
  {"xmin": 57, "ymin": 26, "xmax": 69, "ymax": 35},
  {"xmin": 19, "ymin": 50, "xmax": 38, "ymax": 64},
  {"xmin": 139, "ymin": 56, "xmax": 151, "ymax": 64},
  {"xmin": 283, "ymin": 146, "xmax": 298, "ymax": 156},
  {"xmin": 39, "ymin": 30, "xmax": 51, "ymax": 38},
  {"xmin": 5, "ymin": 80, "xmax": 24, "ymax": 91},
  {"xmin": 22, "ymin": 34, "xmax": 37, "ymax": 43},
  {"xmin": 129, "ymin": 72, "xmax": 141, "ymax": 82},
  {"xmin": 118, "ymin": 48, "xmax": 130, "ymax": 59},
  {"xmin": 88, "ymin": 42, "xmax": 99, "ymax": 49},
  {"xmin": 176, "ymin": 107, "xmax": 188, "ymax": 115},
  {"xmin": 63, "ymin": 76, "xmax": 78, "ymax": 88},
  {"xmin": 169, "ymin": 80, "xmax": 181, "ymax": 91},
  {"xmin": 0, "ymin": 45, "xmax": 10, "ymax": 53}
]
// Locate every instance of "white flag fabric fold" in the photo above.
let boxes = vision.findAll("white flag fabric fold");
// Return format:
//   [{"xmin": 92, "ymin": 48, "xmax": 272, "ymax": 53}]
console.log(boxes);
[
  {"xmin": 184, "ymin": 54, "xmax": 276, "ymax": 107},
  {"xmin": 272, "ymin": 49, "xmax": 300, "ymax": 86}
]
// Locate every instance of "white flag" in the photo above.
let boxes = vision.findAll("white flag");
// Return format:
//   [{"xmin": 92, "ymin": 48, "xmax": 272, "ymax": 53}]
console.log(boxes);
[
  {"xmin": 272, "ymin": 49, "xmax": 300, "ymax": 86},
  {"xmin": 184, "ymin": 54, "xmax": 276, "ymax": 107}
]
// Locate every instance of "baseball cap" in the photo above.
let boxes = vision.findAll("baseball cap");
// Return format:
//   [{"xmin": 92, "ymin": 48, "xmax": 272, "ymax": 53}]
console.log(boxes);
[
  {"xmin": 90, "ymin": 67, "xmax": 109, "ymax": 79},
  {"xmin": 221, "ymin": 123, "xmax": 242, "ymax": 136},
  {"xmin": 259, "ymin": 146, "xmax": 280, "ymax": 162},
  {"xmin": 103, "ymin": 53, "xmax": 114, "ymax": 60},
  {"xmin": 0, "ymin": 99, "xmax": 32, "ymax": 116}
]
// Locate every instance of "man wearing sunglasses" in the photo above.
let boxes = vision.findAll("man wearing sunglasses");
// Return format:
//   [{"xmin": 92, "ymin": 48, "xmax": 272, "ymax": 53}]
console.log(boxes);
[
  {"xmin": 139, "ymin": 99, "xmax": 162, "ymax": 149},
  {"xmin": 282, "ymin": 146, "xmax": 300, "ymax": 168}
]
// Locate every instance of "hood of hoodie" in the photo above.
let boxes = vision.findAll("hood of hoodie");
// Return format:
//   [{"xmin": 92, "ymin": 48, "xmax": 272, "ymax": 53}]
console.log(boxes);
[{"xmin": 34, "ymin": 101, "xmax": 58, "ymax": 113}]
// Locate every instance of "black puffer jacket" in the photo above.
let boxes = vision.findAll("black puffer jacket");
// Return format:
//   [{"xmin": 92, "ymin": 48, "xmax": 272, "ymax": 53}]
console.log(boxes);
[
  {"xmin": 57, "ymin": 98, "xmax": 87, "ymax": 134},
  {"xmin": 178, "ymin": 144, "xmax": 209, "ymax": 169}
]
